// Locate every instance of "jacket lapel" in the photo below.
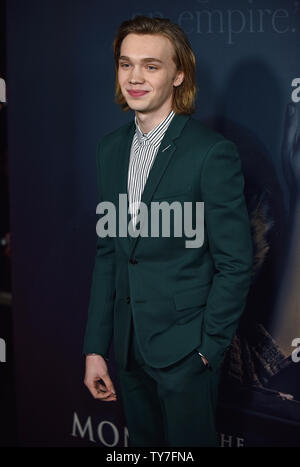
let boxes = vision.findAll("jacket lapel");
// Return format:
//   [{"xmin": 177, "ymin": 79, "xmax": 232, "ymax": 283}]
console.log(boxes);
[{"xmin": 118, "ymin": 113, "xmax": 191, "ymax": 257}]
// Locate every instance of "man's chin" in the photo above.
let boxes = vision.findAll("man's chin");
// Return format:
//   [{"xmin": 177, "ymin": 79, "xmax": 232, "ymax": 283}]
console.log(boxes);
[{"xmin": 125, "ymin": 102, "xmax": 150, "ymax": 113}]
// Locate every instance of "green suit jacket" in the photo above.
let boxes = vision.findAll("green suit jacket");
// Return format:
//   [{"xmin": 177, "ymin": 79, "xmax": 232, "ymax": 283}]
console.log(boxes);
[{"xmin": 83, "ymin": 113, "xmax": 253, "ymax": 371}]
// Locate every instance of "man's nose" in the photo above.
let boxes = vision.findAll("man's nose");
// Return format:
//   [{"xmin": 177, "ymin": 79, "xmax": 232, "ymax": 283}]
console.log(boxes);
[{"xmin": 129, "ymin": 66, "xmax": 144, "ymax": 83}]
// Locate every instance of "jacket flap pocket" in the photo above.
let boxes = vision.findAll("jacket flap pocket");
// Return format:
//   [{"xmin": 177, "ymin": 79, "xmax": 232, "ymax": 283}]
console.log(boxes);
[{"xmin": 174, "ymin": 283, "xmax": 211, "ymax": 311}]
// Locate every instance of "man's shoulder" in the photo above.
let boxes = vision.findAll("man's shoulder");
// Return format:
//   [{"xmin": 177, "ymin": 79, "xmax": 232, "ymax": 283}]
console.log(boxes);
[{"xmin": 184, "ymin": 116, "xmax": 226, "ymax": 148}]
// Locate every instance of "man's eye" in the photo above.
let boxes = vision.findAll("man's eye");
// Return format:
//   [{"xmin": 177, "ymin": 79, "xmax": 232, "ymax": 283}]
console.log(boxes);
[
  {"xmin": 147, "ymin": 65, "xmax": 157, "ymax": 70},
  {"xmin": 120, "ymin": 63, "xmax": 130, "ymax": 68}
]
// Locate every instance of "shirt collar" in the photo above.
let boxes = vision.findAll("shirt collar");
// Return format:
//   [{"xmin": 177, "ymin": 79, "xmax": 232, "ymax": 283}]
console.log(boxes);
[{"xmin": 134, "ymin": 110, "xmax": 175, "ymax": 147}]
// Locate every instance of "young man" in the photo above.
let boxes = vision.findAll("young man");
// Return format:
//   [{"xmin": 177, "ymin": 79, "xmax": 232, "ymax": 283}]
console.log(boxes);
[{"xmin": 83, "ymin": 16, "xmax": 253, "ymax": 447}]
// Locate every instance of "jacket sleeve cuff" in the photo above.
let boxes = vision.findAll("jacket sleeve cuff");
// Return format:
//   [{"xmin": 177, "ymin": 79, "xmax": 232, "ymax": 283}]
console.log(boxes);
[{"xmin": 196, "ymin": 334, "xmax": 229, "ymax": 370}]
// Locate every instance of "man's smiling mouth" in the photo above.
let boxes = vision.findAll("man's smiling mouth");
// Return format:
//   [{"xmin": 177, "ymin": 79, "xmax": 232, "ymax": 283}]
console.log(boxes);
[{"xmin": 127, "ymin": 90, "xmax": 150, "ymax": 97}]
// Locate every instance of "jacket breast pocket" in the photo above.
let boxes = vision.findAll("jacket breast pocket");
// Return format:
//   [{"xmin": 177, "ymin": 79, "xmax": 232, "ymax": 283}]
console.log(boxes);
[{"xmin": 152, "ymin": 186, "xmax": 191, "ymax": 202}]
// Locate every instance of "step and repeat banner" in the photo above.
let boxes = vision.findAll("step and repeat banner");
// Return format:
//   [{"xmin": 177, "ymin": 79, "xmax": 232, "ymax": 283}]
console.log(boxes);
[{"xmin": 7, "ymin": 0, "xmax": 300, "ymax": 446}]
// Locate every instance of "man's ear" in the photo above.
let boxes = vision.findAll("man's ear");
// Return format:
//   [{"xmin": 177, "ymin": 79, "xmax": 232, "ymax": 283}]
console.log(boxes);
[{"xmin": 173, "ymin": 70, "xmax": 184, "ymax": 87}]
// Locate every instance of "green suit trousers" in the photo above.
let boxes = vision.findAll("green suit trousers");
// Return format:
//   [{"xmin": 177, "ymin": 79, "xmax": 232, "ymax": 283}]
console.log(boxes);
[{"xmin": 116, "ymin": 316, "xmax": 222, "ymax": 447}]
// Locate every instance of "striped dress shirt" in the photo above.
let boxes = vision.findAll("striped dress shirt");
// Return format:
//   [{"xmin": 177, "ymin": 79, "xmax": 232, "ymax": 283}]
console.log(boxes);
[{"xmin": 127, "ymin": 109, "xmax": 175, "ymax": 231}]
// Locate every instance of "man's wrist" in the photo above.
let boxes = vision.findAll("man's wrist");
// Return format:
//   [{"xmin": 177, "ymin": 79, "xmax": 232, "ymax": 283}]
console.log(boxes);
[
  {"xmin": 86, "ymin": 353, "xmax": 109, "ymax": 361},
  {"xmin": 197, "ymin": 351, "xmax": 209, "ymax": 366}
]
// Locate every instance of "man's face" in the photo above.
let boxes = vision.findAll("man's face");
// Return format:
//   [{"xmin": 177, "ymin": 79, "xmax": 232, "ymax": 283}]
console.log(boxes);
[{"xmin": 118, "ymin": 33, "xmax": 184, "ymax": 114}]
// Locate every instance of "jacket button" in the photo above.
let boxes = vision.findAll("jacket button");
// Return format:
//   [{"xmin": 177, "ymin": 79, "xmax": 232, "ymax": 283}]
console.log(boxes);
[
  {"xmin": 126, "ymin": 296, "xmax": 130, "ymax": 304},
  {"xmin": 129, "ymin": 258, "xmax": 138, "ymax": 264}
]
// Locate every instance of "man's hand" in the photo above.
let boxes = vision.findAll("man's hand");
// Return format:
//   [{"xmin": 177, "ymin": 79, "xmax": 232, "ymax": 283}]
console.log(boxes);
[
  {"xmin": 84, "ymin": 354, "xmax": 117, "ymax": 401},
  {"xmin": 201, "ymin": 355, "xmax": 209, "ymax": 366}
]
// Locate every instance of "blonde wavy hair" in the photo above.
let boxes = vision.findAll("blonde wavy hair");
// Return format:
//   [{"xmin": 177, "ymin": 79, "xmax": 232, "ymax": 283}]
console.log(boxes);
[{"xmin": 113, "ymin": 16, "xmax": 197, "ymax": 115}]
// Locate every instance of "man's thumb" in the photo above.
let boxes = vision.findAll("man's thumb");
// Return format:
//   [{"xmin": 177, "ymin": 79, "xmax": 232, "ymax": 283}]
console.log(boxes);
[{"xmin": 103, "ymin": 374, "xmax": 116, "ymax": 394}]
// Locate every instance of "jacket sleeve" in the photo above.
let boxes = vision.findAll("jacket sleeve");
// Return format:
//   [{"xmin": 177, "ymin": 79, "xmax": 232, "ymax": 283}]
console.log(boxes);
[
  {"xmin": 82, "ymin": 140, "xmax": 116, "ymax": 359},
  {"xmin": 195, "ymin": 139, "xmax": 253, "ymax": 370}
]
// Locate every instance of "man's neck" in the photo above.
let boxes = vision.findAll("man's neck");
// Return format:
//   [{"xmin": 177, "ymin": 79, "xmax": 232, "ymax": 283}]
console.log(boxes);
[{"xmin": 135, "ymin": 107, "xmax": 173, "ymax": 134}]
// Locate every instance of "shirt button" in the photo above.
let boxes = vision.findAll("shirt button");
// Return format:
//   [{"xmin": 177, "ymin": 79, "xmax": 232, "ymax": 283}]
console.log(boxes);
[{"xmin": 129, "ymin": 258, "xmax": 138, "ymax": 265}]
